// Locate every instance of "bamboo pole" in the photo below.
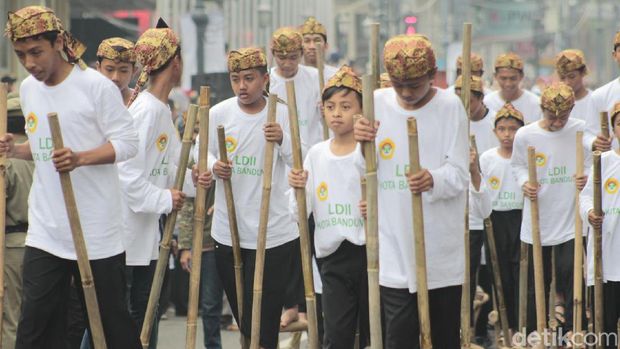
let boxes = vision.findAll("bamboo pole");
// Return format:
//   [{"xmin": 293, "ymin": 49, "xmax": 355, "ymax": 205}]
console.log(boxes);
[
  {"xmin": 460, "ymin": 22, "xmax": 473, "ymax": 349},
  {"xmin": 217, "ymin": 124, "xmax": 245, "ymax": 336},
  {"xmin": 370, "ymin": 23, "xmax": 380, "ymax": 88},
  {"xmin": 549, "ymin": 247, "xmax": 557, "ymax": 349},
  {"xmin": 285, "ymin": 81, "xmax": 320, "ymax": 349},
  {"xmin": 0, "ymin": 83, "xmax": 7, "ymax": 346},
  {"xmin": 185, "ymin": 87, "xmax": 210, "ymax": 349},
  {"xmin": 249, "ymin": 94, "xmax": 279, "ymax": 349},
  {"xmin": 361, "ymin": 75, "xmax": 383, "ymax": 349},
  {"xmin": 518, "ymin": 242, "xmax": 529, "ymax": 343},
  {"xmin": 600, "ymin": 112, "xmax": 610, "ymax": 139},
  {"xmin": 317, "ymin": 43, "xmax": 329, "ymax": 141},
  {"xmin": 574, "ymin": 131, "xmax": 585, "ymax": 348},
  {"xmin": 408, "ymin": 117, "xmax": 433, "ymax": 349},
  {"xmin": 48, "ymin": 113, "xmax": 107, "ymax": 349},
  {"xmin": 527, "ymin": 146, "xmax": 547, "ymax": 341},
  {"xmin": 592, "ymin": 151, "xmax": 603, "ymax": 349},
  {"xmin": 141, "ymin": 105, "xmax": 198, "ymax": 348}
]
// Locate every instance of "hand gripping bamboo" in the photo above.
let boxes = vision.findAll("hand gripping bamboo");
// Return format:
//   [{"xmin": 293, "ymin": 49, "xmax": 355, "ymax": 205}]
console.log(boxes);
[
  {"xmin": 361, "ymin": 75, "xmax": 383, "ymax": 349},
  {"xmin": 141, "ymin": 105, "xmax": 198, "ymax": 348},
  {"xmin": 285, "ymin": 81, "xmax": 320, "ymax": 349},
  {"xmin": 573, "ymin": 131, "xmax": 585, "ymax": 348},
  {"xmin": 527, "ymin": 146, "xmax": 547, "ymax": 342},
  {"xmin": 48, "ymin": 113, "xmax": 107, "ymax": 349},
  {"xmin": 593, "ymin": 151, "xmax": 603, "ymax": 349},
  {"xmin": 249, "ymin": 94, "xmax": 280, "ymax": 349},
  {"xmin": 408, "ymin": 117, "xmax": 433, "ymax": 349},
  {"xmin": 0, "ymin": 83, "xmax": 7, "ymax": 345},
  {"xmin": 185, "ymin": 87, "xmax": 210, "ymax": 349},
  {"xmin": 317, "ymin": 43, "xmax": 329, "ymax": 141},
  {"xmin": 370, "ymin": 23, "xmax": 380, "ymax": 89}
]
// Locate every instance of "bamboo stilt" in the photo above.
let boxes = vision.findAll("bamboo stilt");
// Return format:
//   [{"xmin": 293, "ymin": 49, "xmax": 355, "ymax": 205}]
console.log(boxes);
[
  {"xmin": 369, "ymin": 23, "xmax": 380, "ymax": 88},
  {"xmin": 0, "ymin": 83, "xmax": 7, "ymax": 346},
  {"xmin": 317, "ymin": 43, "xmax": 329, "ymax": 141},
  {"xmin": 550, "ymin": 246, "xmax": 557, "ymax": 349},
  {"xmin": 408, "ymin": 117, "xmax": 432, "ymax": 349},
  {"xmin": 527, "ymin": 146, "xmax": 547, "ymax": 342},
  {"xmin": 249, "ymin": 94, "xmax": 280, "ymax": 349},
  {"xmin": 518, "ymin": 242, "xmax": 529, "ymax": 342},
  {"xmin": 48, "ymin": 113, "xmax": 107, "ymax": 349},
  {"xmin": 574, "ymin": 131, "xmax": 585, "ymax": 348},
  {"xmin": 285, "ymin": 81, "xmax": 320, "ymax": 349},
  {"xmin": 140, "ymin": 105, "xmax": 198, "ymax": 348},
  {"xmin": 185, "ymin": 87, "xmax": 210, "ymax": 349},
  {"xmin": 361, "ymin": 75, "xmax": 383, "ymax": 349},
  {"xmin": 592, "ymin": 151, "xmax": 603, "ymax": 349},
  {"xmin": 600, "ymin": 112, "xmax": 610, "ymax": 139}
]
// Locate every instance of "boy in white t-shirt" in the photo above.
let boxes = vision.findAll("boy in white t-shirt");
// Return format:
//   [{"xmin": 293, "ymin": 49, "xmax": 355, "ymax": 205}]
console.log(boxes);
[
  {"xmin": 2, "ymin": 6, "xmax": 140, "ymax": 347},
  {"xmin": 288, "ymin": 66, "xmax": 368, "ymax": 349},
  {"xmin": 591, "ymin": 31, "xmax": 620, "ymax": 153},
  {"xmin": 300, "ymin": 16, "xmax": 339, "ymax": 81},
  {"xmin": 581, "ymin": 102, "xmax": 620, "ymax": 344},
  {"xmin": 484, "ymin": 53, "xmax": 542, "ymax": 124},
  {"xmin": 355, "ymin": 34, "xmax": 469, "ymax": 349},
  {"xmin": 511, "ymin": 82, "xmax": 589, "ymax": 337},
  {"xmin": 95, "ymin": 37, "xmax": 137, "ymax": 106},
  {"xmin": 480, "ymin": 103, "xmax": 525, "ymax": 331}
]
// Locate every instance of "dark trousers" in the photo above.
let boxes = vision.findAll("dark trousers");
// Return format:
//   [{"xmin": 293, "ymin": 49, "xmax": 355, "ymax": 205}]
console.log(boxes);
[
  {"xmin": 381, "ymin": 285, "xmax": 462, "ymax": 349},
  {"xmin": 16, "ymin": 247, "xmax": 140, "ymax": 349},
  {"xmin": 126, "ymin": 262, "xmax": 160, "ymax": 348},
  {"xmin": 199, "ymin": 250, "xmax": 223, "ymax": 349},
  {"xmin": 319, "ymin": 241, "xmax": 370, "ymax": 349},
  {"xmin": 603, "ymin": 281, "xmax": 620, "ymax": 349},
  {"xmin": 469, "ymin": 229, "xmax": 484, "ymax": 323},
  {"xmin": 215, "ymin": 238, "xmax": 302, "ymax": 349}
]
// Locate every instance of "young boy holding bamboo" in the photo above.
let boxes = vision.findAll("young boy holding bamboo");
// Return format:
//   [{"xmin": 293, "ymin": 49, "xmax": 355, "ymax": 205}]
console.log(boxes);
[
  {"xmin": 196, "ymin": 47, "xmax": 300, "ymax": 349},
  {"xmin": 95, "ymin": 37, "xmax": 137, "ymax": 106},
  {"xmin": 288, "ymin": 65, "xmax": 368, "ymax": 349},
  {"xmin": 485, "ymin": 53, "xmax": 542, "ymax": 124},
  {"xmin": 591, "ymin": 31, "xmax": 620, "ymax": 153},
  {"xmin": 511, "ymin": 82, "xmax": 589, "ymax": 337},
  {"xmin": 300, "ymin": 16, "xmax": 339, "ymax": 80},
  {"xmin": 581, "ymin": 102, "xmax": 620, "ymax": 346},
  {"xmin": 480, "ymin": 103, "xmax": 525, "ymax": 332},
  {"xmin": 2, "ymin": 5, "xmax": 140, "ymax": 347},
  {"xmin": 354, "ymin": 34, "xmax": 469, "ymax": 348}
]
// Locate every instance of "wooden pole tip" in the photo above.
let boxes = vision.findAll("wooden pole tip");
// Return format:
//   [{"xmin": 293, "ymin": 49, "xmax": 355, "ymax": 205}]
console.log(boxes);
[
  {"xmin": 407, "ymin": 117, "xmax": 417, "ymax": 135},
  {"xmin": 593, "ymin": 150, "xmax": 601, "ymax": 157}
]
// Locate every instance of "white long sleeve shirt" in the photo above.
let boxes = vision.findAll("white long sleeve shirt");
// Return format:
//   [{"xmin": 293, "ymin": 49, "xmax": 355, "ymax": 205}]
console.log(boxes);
[
  {"xmin": 572, "ymin": 90, "xmax": 597, "ymax": 150},
  {"xmin": 484, "ymin": 90, "xmax": 542, "ymax": 124},
  {"xmin": 20, "ymin": 66, "xmax": 138, "ymax": 260},
  {"xmin": 591, "ymin": 78, "xmax": 620, "ymax": 150}
]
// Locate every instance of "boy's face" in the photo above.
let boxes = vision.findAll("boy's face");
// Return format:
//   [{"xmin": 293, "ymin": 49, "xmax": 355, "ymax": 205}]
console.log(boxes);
[
  {"xmin": 273, "ymin": 50, "xmax": 302, "ymax": 78},
  {"xmin": 613, "ymin": 46, "xmax": 620, "ymax": 67},
  {"xmin": 170, "ymin": 54, "xmax": 184, "ymax": 85},
  {"xmin": 559, "ymin": 70, "xmax": 584, "ymax": 94},
  {"xmin": 455, "ymin": 89, "xmax": 484, "ymax": 116},
  {"xmin": 323, "ymin": 89, "xmax": 361, "ymax": 136},
  {"xmin": 494, "ymin": 68, "xmax": 523, "ymax": 96},
  {"xmin": 13, "ymin": 35, "xmax": 63, "ymax": 83},
  {"xmin": 96, "ymin": 58, "xmax": 135, "ymax": 92},
  {"xmin": 230, "ymin": 69, "xmax": 268, "ymax": 105},
  {"xmin": 541, "ymin": 108, "xmax": 572, "ymax": 132},
  {"xmin": 302, "ymin": 34, "xmax": 327, "ymax": 65},
  {"xmin": 494, "ymin": 117, "xmax": 521, "ymax": 149},
  {"xmin": 391, "ymin": 72, "xmax": 434, "ymax": 108}
]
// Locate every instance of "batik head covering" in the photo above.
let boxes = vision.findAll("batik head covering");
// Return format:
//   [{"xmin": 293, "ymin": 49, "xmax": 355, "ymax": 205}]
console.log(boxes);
[
  {"xmin": 555, "ymin": 49, "xmax": 587, "ymax": 76},
  {"xmin": 323, "ymin": 65, "xmax": 362, "ymax": 94},
  {"xmin": 300, "ymin": 17, "xmax": 326, "ymax": 37},
  {"xmin": 383, "ymin": 34, "xmax": 436, "ymax": 81},
  {"xmin": 227, "ymin": 47, "xmax": 267, "ymax": 72},
  {"xmin": 495, "ymin": 102, "xmax": 525, "ymax": 125},
  {"xmin": 379, "ymin": 72, "xmax": 392, "ymax": 88},
  {"xmin": 271, "ymin": 27, "xmax": 303, "ymax": 55},
  {"xmin": 454, "ymin": 75, "xmax": 484, "ymax": 94},
  {"xmin": 456, "ymin": 53, "xmax": 484, "ymax": 73},
  {"xmin": 97, "ymin": 37, "xmax": 136, "ymax": 64},
  {"xmin": 494, "ymin": 52, "xmax": 524, "ymax": 72},
  {"xmin": 540, "ymin": 82, "xmax": 575, "ymax": 116}
]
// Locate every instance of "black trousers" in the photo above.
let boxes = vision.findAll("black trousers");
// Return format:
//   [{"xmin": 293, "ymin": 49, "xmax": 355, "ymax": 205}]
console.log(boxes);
[
  {"xmin": 381, "ymin": 285, "xmax": 462, "ymax": 349},
  {"xmin": 215, "ymin": 238, "xmax": 302, "ymax": 349},
  {"xmin": 16, "ymin": 247, "xmax": 140, "ymax": 349},
  {"xmin": 602, "ymin": 281, "xmax": 620, "ymax": 349},
  {"xmin": 125, "ymin": 262, "xmax": 160, "ymax": 347},
  {"xmin": 319, "ymin": 241, "xmax": 370, "ymax": 349}
]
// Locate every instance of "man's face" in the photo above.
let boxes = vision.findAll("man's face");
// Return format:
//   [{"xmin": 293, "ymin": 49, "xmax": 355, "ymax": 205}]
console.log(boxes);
[
  {"xmin": 13, "ymin": 35, "xmax": 62, "ymax": 83},
  {"xmin": 230, "ymin": 69, "xmax": 268, "ymax": 105},
  {"xmin": 494, "ymin": 68, "xmax": 523, "ymax": 96},
  {"xmin": 96, "ymin": 58, "xmax": 135, "ymax": 92},
  {"xmin": 454, "ymin": 88, "xmax": 484, "ymax": 116},
  {"xmin": 391, "ymin": 73, "xmax": 433, "ymax": 108},
  {"xmin": 542, "ymin": 108, "xmax": 572, "ymax": 132},
  {"xmin": 559, "ymin": 70, "xmax": 585, "ymax": 94},
  {"xmin": 302, "ymin": 34, "xmax": 327, "ymax": 65},
  {"xmin": 273, "ymin": 50, "xmax": 302, "ymax": 78}
]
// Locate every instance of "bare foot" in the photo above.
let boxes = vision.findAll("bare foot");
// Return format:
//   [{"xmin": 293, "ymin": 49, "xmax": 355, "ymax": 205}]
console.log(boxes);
[{"xmin": 280, "ymin": 306, "xmax": 299, "ymax": 328}]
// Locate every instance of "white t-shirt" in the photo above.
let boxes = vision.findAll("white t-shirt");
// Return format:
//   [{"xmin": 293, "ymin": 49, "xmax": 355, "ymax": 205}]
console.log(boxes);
[
  {"xmin": 511, "ymin": 118, "xmax": 590, "ymax": 246},
  {"xmin": 591, "ymin": 78, "xmax": 620, "ymax": 149},
  {"xmin": 323, "ymin": 64, "xmax": 339, "ymax": 82},
  {"xmin": 270, "ymin": 65, "xmax": 323, "ymax": 149},
  {"xmin": 480, "ymin": 148, "xmax": 524, "ymax": 211},
  {"xmin": 119, "ymin": 91, "xmax": 195, "ymax": 266},
  {"xmin": 484, "ymin": 89, "xmax": 542, "ymax": 124},
  {"xmin": 581, "ymin": 150, "xmax": 620, "ymax": 285},
  {"xmin": 202, "ymin": 97, "xmax": 299, "ymax": 249},
  {"xmin": 20, "ymin": 66, "xmax": 139, "ymax": 260},
  {"xmin": 374, "ymin": 88, "xmax": 469, "ymax": 293},
  {"xmin": 572, "ymin": 90, "xmax": 597, "ymax": 150}
]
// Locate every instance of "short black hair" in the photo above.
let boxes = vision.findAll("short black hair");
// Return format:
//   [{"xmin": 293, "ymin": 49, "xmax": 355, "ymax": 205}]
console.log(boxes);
[
  {"xmin": 16, "ymin": 30, "xmax": 59, "ymax": 46},
  {"xmin": 612, "ymin": 112, "xmax": 620, "ymax": 127},
  {"xmin": 615, "ymin": 43, "xmax": 620, "ymax": 52},
  {"xmin": 321, "ymin": 85, "xmax": 362, "ymax": 106},
  {"xmin": 150, "ymin": 46, "xmax": 182, "ymax": 76}
]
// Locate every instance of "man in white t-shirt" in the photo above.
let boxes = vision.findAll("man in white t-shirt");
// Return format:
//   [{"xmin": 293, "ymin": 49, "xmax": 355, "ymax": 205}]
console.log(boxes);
[
  {"xmin": 446, "ymin": 53, "xmax": 485, "ymax": 94},
  {"xmin": 511, "ymin": 82, "xmax": 589, "ymax": 339},
  {"xmin": 591, "ymin": 31, "xmax": 620, "ymax": 153},
  {"xmin": 2, "ymin": 6, "xmax": 140, "ymax": 347},
  {"xmin": 484, "ymin": 53, "xmax": 542, "ymax": 124},
  {"xmin": 300, "ymin": 16, "xmax": 339, "ymax": 81},
  {"xmin": 95, "ymin": 37, "xmax": 137, "ymax": 106},
  {"xmin": 355, "ymin": 34, "xmax": 469, "ymax": 349}
]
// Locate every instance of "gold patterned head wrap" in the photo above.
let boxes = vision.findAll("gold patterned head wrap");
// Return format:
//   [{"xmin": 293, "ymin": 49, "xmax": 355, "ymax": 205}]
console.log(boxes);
[
  {"xmin": 555, "ymin": 49, "xmax": 587, "ymax": 76},
  {"xmin": 271, "ymin": 27, "xmax": 303, "ymax": 55},
  {"xmin": 5, "ymin": 6, "xmax": 87, "ymax": 70},
  {"xmin": 611, "ymin": 102, "xmax": 620, "ymax": 125},
  {"xmin": 379, "ymin": 72, "xmax": 392, "ymax": 88},
  {"xmin": 456, "ymin": 53, "xmax": 484, "ymax": 73},
  {"xmin": 97, "ymin": 37, "xmax": 136, "ymax": 64},
  {"xmin": 227, "ymin": 47, "xmax": 267, "ymax": 73},
  {"xmin": 495, "ymin": 102, "xmax": 525, "ymax": 126},
  {"xmin": 383, "ymin": 34, "xmax": 436, "ymax": 81},
  {"xmin": 454, "ymin": 75, "xmax": 484, "ymax": 94},
  {"xmin": 323, "ymin": 65, "xmax": 362, "ymax": 95},
  {"xmin": 300, "ymin": 17, "xmax": 326, "ymax": 38},
  {"xmin": 128, "ymin": 18, "xmax": 180, "ymax": 107},
  {"xmin": 540, "ymin": 82, "xmax": 575, "ymax": 116},
  {"xmin": 494, "ymin": 52, "xmax": 524, "ymax": 72}
]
